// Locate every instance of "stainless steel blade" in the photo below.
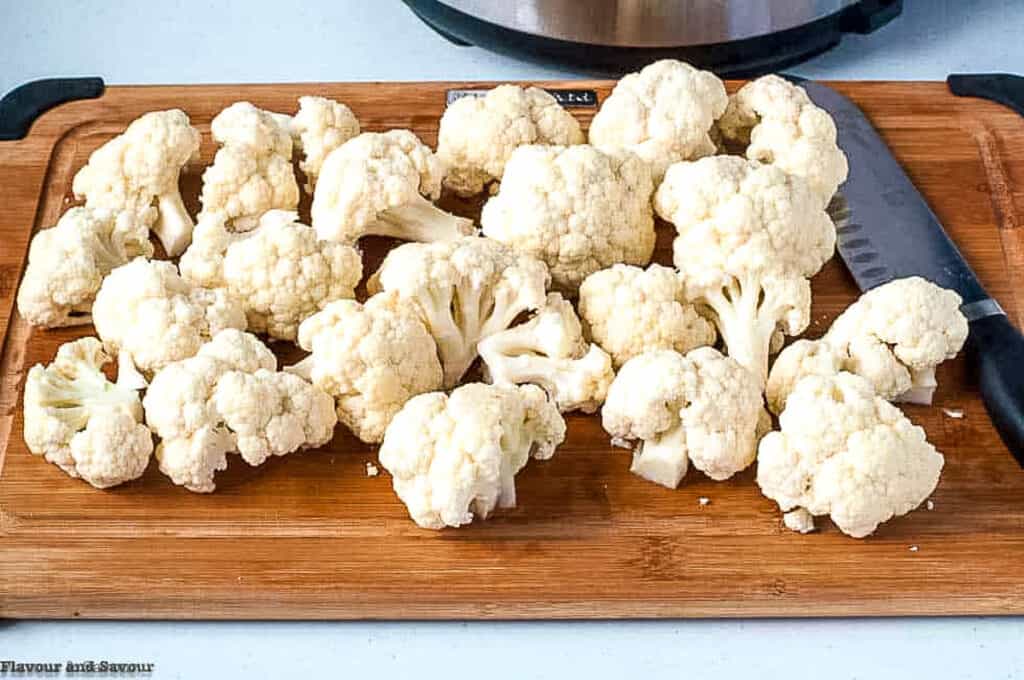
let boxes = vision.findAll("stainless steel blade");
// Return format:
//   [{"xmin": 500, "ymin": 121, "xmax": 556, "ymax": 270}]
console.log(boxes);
[{"xmin": 800, "ymin": 80, "xmax": 1001, "ymax": 320}]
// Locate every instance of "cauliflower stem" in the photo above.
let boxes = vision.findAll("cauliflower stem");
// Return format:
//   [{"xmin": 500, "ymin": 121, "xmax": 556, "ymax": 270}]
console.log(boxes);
[
  {"xmin": 369, "ymin": 194, "xmax": 473, "ymax": 243},
  {"xmin": 31, "ymin": 354, "xmax": 141, "ymax": 430},
  {"xmin": 153, "ymin": 189, "xmax": 195, "ymax": 256},
  {"xmin": 629, "ymin": 424, "xmax": 689, "ymax": 489},
  {"xmin": 702, "ymin": 274, "xmax": 786, "ymax": 386}
]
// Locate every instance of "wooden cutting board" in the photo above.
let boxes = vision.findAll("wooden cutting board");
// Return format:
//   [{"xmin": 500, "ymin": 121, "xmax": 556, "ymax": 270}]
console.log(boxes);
[{"xmin": 1, "ymin": 80, "xmax": 1023, "ymax": 620}]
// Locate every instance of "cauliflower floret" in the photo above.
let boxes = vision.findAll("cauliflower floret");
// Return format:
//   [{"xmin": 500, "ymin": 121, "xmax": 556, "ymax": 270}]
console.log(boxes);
[
  {"xmin": 601, "ymin": 348, "xmax": 762, "ymax": 488},
  {"xmin": 378, "ymin": 382, "xmax": 566, "ymax": 529},
  {"xmin": 718, "ymin": 75, "xmax": 849, "ymax": 208},
  {"xmin": 23, "ymin": 337, "xmax": 152, "ymax": 488},
  {"xmin": 826, "ymin": 277, "xmax": 968, "ymax": 404},
  {"xmin": 145, "ymin": 330, "xmax": 331, "ymax": 492},
  {"xmin": 655, "ymin": 155, "xmax": 835, "ymax": 385},
  {"xmin": 367, "ymin": 236, "xmax": 550, "ymax": 387},
  {"xmin": 92, "ymin": 258, "xmax": 246, "ymax": 375},
  {"xmin": 290, "ymin": 96, "xmax": 360, "ymax": 191},
  {"xmin": 199, "ymin": 102, "xmax": 300, "ymax": 231},
  {"xmin": 72, "ymin": 109, "xmax": 201, "ymax": 256},
  {"xmin": 288, "ymin": 292, "xmax": 444, "ymax": 444},
  {"xmin": 766, "ymin": 277, "xmax": 969, "ymax": 412},
  {"xmin": 437, "ymin": 85, "xmax": 584, "ymax": 196},
  {"xmin": 578, "ymin": 263, "xmax": 716, "ymax": 368},
  {"xmin": 479, "ymin": 293, "xmax": 614, "ymax": 413},
  {"xmin": 211, "ymin": 369, "xmax": 337, "ymax": 466},
  {"xmin": 765, "ymin": 339, "xmax": 843, "ymax": 415},
  {"xmin": 757, "ymin": 372, "xmax": 945, "ymax": 538},
  {"xmin": 17, "ymin": 207, "xmax": 153, "ymax": 328},
  {"xmin": 588, "ymin": 59, "xmax": 728, "ymax": 181},
  {"xmin": 312, "ymin": 129, "xmax": 473, "ymax": 244},
  {"xmin": 481, "ymin": 144, "xmax": 655, "ymax": 293},
  {"xmin": 180, "ymin": 210, "xmax": 362, "ymax": 341}
]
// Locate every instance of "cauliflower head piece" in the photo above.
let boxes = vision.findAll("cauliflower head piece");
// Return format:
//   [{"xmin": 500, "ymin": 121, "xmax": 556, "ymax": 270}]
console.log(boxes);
[
  {"xmin": 145, "ymin": 329, "xmax": 332, "ymax": 492},
  {"xmin": 655, "ymin": 155, "xmax": 836, "ymax": 385},
  {"xmin": 437, "ymin": 85, "xmax": 585, "ymax": 196},
  {"xmin": 718, "ymin": 75, "xmax": 849, "ymax": 209},
  {"xmin": 479, "ymin": 293, "xmax": 614, "ymax": 414},
  {"xmin": 180, "ymin": 210, "xmax": 362, "ymax": 341},
  {"xmin": 211, "ymin": 369, "xmax": 337, "ymax": 466},
  {"xmin": 289, "ymin": 292, "xmax": 444, "ymax": 444},
  {"xmin": 72, "ymin": 109, "xmax": 201, "ymax": 256},
  {"xmin": 757, "ymin": 372, "xmax": 944, "ymax": 538},
  {"xmin": 588, "ymin": 59, "xmax": 728, "ymax": 181},
  {"xmin": 290, "ymin": 95, "xmax": 360, "ymax": 191},
  {"xmin": 378, "ymin": 382, "xmax": 566, "ymax": 529},
  {"xmin": 93, "ymin": 258, "xmax": 246, "ymax": 375},
  {"xmin": 766, "ymin": 277, "xmax": 969, "ymax": 412},
  {"xmin": 17, "ymin": 207, "xmax": 153, "ymax": 328},
  {"xmin": 199, "ymin": 101, "xmax": 300, "ymax": 231},
  {"xmin": 367, "ymin": 236, "xmax": 550, "ymax": 387},
  {"xmin": 312, "ymin": 129, "xmax": 473, "ymax": 244},
  {"xmin": 578, "ymin": 263, "xmax": 716, "ymax": 368},
  {"xmin": 23, "ymin": 337, "xmax": 152, "ymax": 488},
  {"xmin": 602, "ymin": 347, "xmax": 762, "ymax": 489},
  {"xmin": 480, "ymin": 144, "xmax": 655, "ymax": 293}
]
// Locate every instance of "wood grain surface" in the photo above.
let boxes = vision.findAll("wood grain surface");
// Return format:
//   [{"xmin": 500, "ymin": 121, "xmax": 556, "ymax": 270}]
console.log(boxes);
[{"xmin": 1, "ymin": 80, "xmax": 1023, "ymax": 620}]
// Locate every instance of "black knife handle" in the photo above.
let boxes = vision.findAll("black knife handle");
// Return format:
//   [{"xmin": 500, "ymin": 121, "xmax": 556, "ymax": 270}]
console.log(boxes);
[
  {"xmin": 969, "ymin": 314, "xmax": 1024, "ymax": 467},
  {"xmin": 947, "ymin": 73, "xmax": 1024, "ymax": 117}
]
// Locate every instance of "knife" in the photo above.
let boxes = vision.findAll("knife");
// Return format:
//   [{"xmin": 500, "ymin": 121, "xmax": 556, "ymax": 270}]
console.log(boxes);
[{"xmin": 798, "ymin": 77, "xmax": 1024, "ymax": 468}]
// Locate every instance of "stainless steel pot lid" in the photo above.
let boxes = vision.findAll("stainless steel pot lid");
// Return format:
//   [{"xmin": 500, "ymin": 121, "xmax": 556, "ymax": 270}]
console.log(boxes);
[{"xmin": 434, "ymin": 0, "xmax": 861, "ymax": 48}]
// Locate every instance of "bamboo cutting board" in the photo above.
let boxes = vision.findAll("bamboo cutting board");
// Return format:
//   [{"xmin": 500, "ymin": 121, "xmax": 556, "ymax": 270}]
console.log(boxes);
[{"xmin": 1, "ymin": 80, "xmax": 1023, "ymax": 620}]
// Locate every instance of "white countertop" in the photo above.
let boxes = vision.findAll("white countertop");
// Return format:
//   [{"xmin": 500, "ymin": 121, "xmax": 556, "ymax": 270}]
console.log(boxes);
[{"xmin": 1, "ymin": 1, "xmax": 1022, "ymax": 678}]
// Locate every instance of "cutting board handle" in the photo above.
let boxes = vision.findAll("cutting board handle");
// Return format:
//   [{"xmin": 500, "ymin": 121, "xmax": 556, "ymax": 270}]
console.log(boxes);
[
  {"xmin": 969, "ymin": 313, "xmax": 1024, "ymax": 468},
  {"xmin": 0, "ymin": 77, "xmax": 104, "ymax": 141},
  {"xmin": 948, "ymin": 73, "xmax": 1024, "ymax": 117}
]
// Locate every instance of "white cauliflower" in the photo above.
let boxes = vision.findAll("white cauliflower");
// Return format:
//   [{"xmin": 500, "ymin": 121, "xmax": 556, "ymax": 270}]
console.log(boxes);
[
  {"xmin": 367, "ymin": 236, "xmax": 550, "ymax": 387},
  {"xmin": 378, "ymin": 382, "xmax": 566, "ymax": 529},
  {"xmin": 288, "ymin": 292, "xmax": 444, "ymax": 444},
  {"xmin": 290, "ymin": 95, "xmax": 360, "ymax": 191},
  {"xmin": 72, "ymin": 109, "xmax": 201, "ymax": 256},
  {"xmin": 437, "ymin": 85, "xmax": 584, "ymax": 196},
  {"xmin": 718, "ymin": 75, "xmax": 849, "ymax": 208},
  {"xmin": 312, "ymin": 129, "xmax": 473, "ymax": 244},
  {"xmin": 145, "ymin": 329, "xmax": 333, "ymax": 492},
  {"xmin": 180, "ymin": 210, "xmax": 362, "ymax": 341},
  {"xmin": 479, "ymin": 293, "xmax": 614, "ymax": 413},
  {"xmin": 588, "ymin": 59, "xmax": 728, "ymax": 181},
  {"xmin": 17, "ymin": 207, "xmax": 153, "ymax": 328},
  {"xmin": 92, "ymin": 258, "xmax": 246, "ymax": 375},
  {"xmin": 654, "ymin": 155, "xmax": 835, "ymax": 385},
  {"xmin": 481, "ymin": 144, "xmax": 655, "ymax": 293},
  {"xmin": 23, "ymin": 337, "xmax": 152, "ymax": 488},
  {"xmin": 757, "ymin": 372, "xmax": 945, "ymax": 538},
  {"xmin": 601, "ymin": 348, "xmax": 762, "ymax": 489},
  {"xmin": 766, "ymin": 277, "xmax": 969, "ymax": 412},
  {"xmin": 199, "ymin": 102, "xmax": 300, "ymax": 231},
  {"xmin": 210, "ymin": 369, "xmax": 337, "ymax": 466},
  {"xmin": 577, "ymin": 263, "xmax": 716, "ymax": 368}
]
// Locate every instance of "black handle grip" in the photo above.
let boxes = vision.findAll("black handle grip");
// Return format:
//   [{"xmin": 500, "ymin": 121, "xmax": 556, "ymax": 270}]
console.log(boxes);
[
  {"xmin": 948, "ymin": 73, "xmax": 1024, "ymax": 117},
  {"xmin": 0, "ymin": 77, "xmax": 105, "ymax": 141},
  {"xmin": 969, "ymin": 314, "xmax": 1024, "ymax": 467}
]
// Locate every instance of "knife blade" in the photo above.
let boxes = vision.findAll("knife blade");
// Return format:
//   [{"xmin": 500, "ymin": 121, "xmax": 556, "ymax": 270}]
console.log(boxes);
[
  {"xmin": 800, "ymin": 78, "xmax": 1024, "ymax": 467},
  {"xmin": 800, "ymin": 80, "xmax": 1002, "ymax": 321}
]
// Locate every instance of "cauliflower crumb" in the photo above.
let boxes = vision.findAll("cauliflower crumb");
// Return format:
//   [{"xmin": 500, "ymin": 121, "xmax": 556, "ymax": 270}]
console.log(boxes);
[
  {"xmin": 909, "ymin": 545, "xmax": 920, "ymax": 553},
  {"xmin": 943, "ymin": 408, "xmax": 965, "ymax": 419},
  {"xmin": 698, "ymin": 497, "xmax": 710, "ymax": 506},
  {"xmin": 610, "ymin": 436, "xmax": 632, "ymax": 450},
  {"xmin": 926, "ymin": 500, "xmax": 935, "ymax": 511},
  {"xmin": 366, "ymin": 462, "xmax": 380, "ymax": 477}
]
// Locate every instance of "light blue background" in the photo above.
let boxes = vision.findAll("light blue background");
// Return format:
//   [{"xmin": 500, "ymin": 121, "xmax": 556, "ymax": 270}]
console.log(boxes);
[{"xmin": 2, "ymin": 1, "xmax": 1023, "ymax": 678}]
